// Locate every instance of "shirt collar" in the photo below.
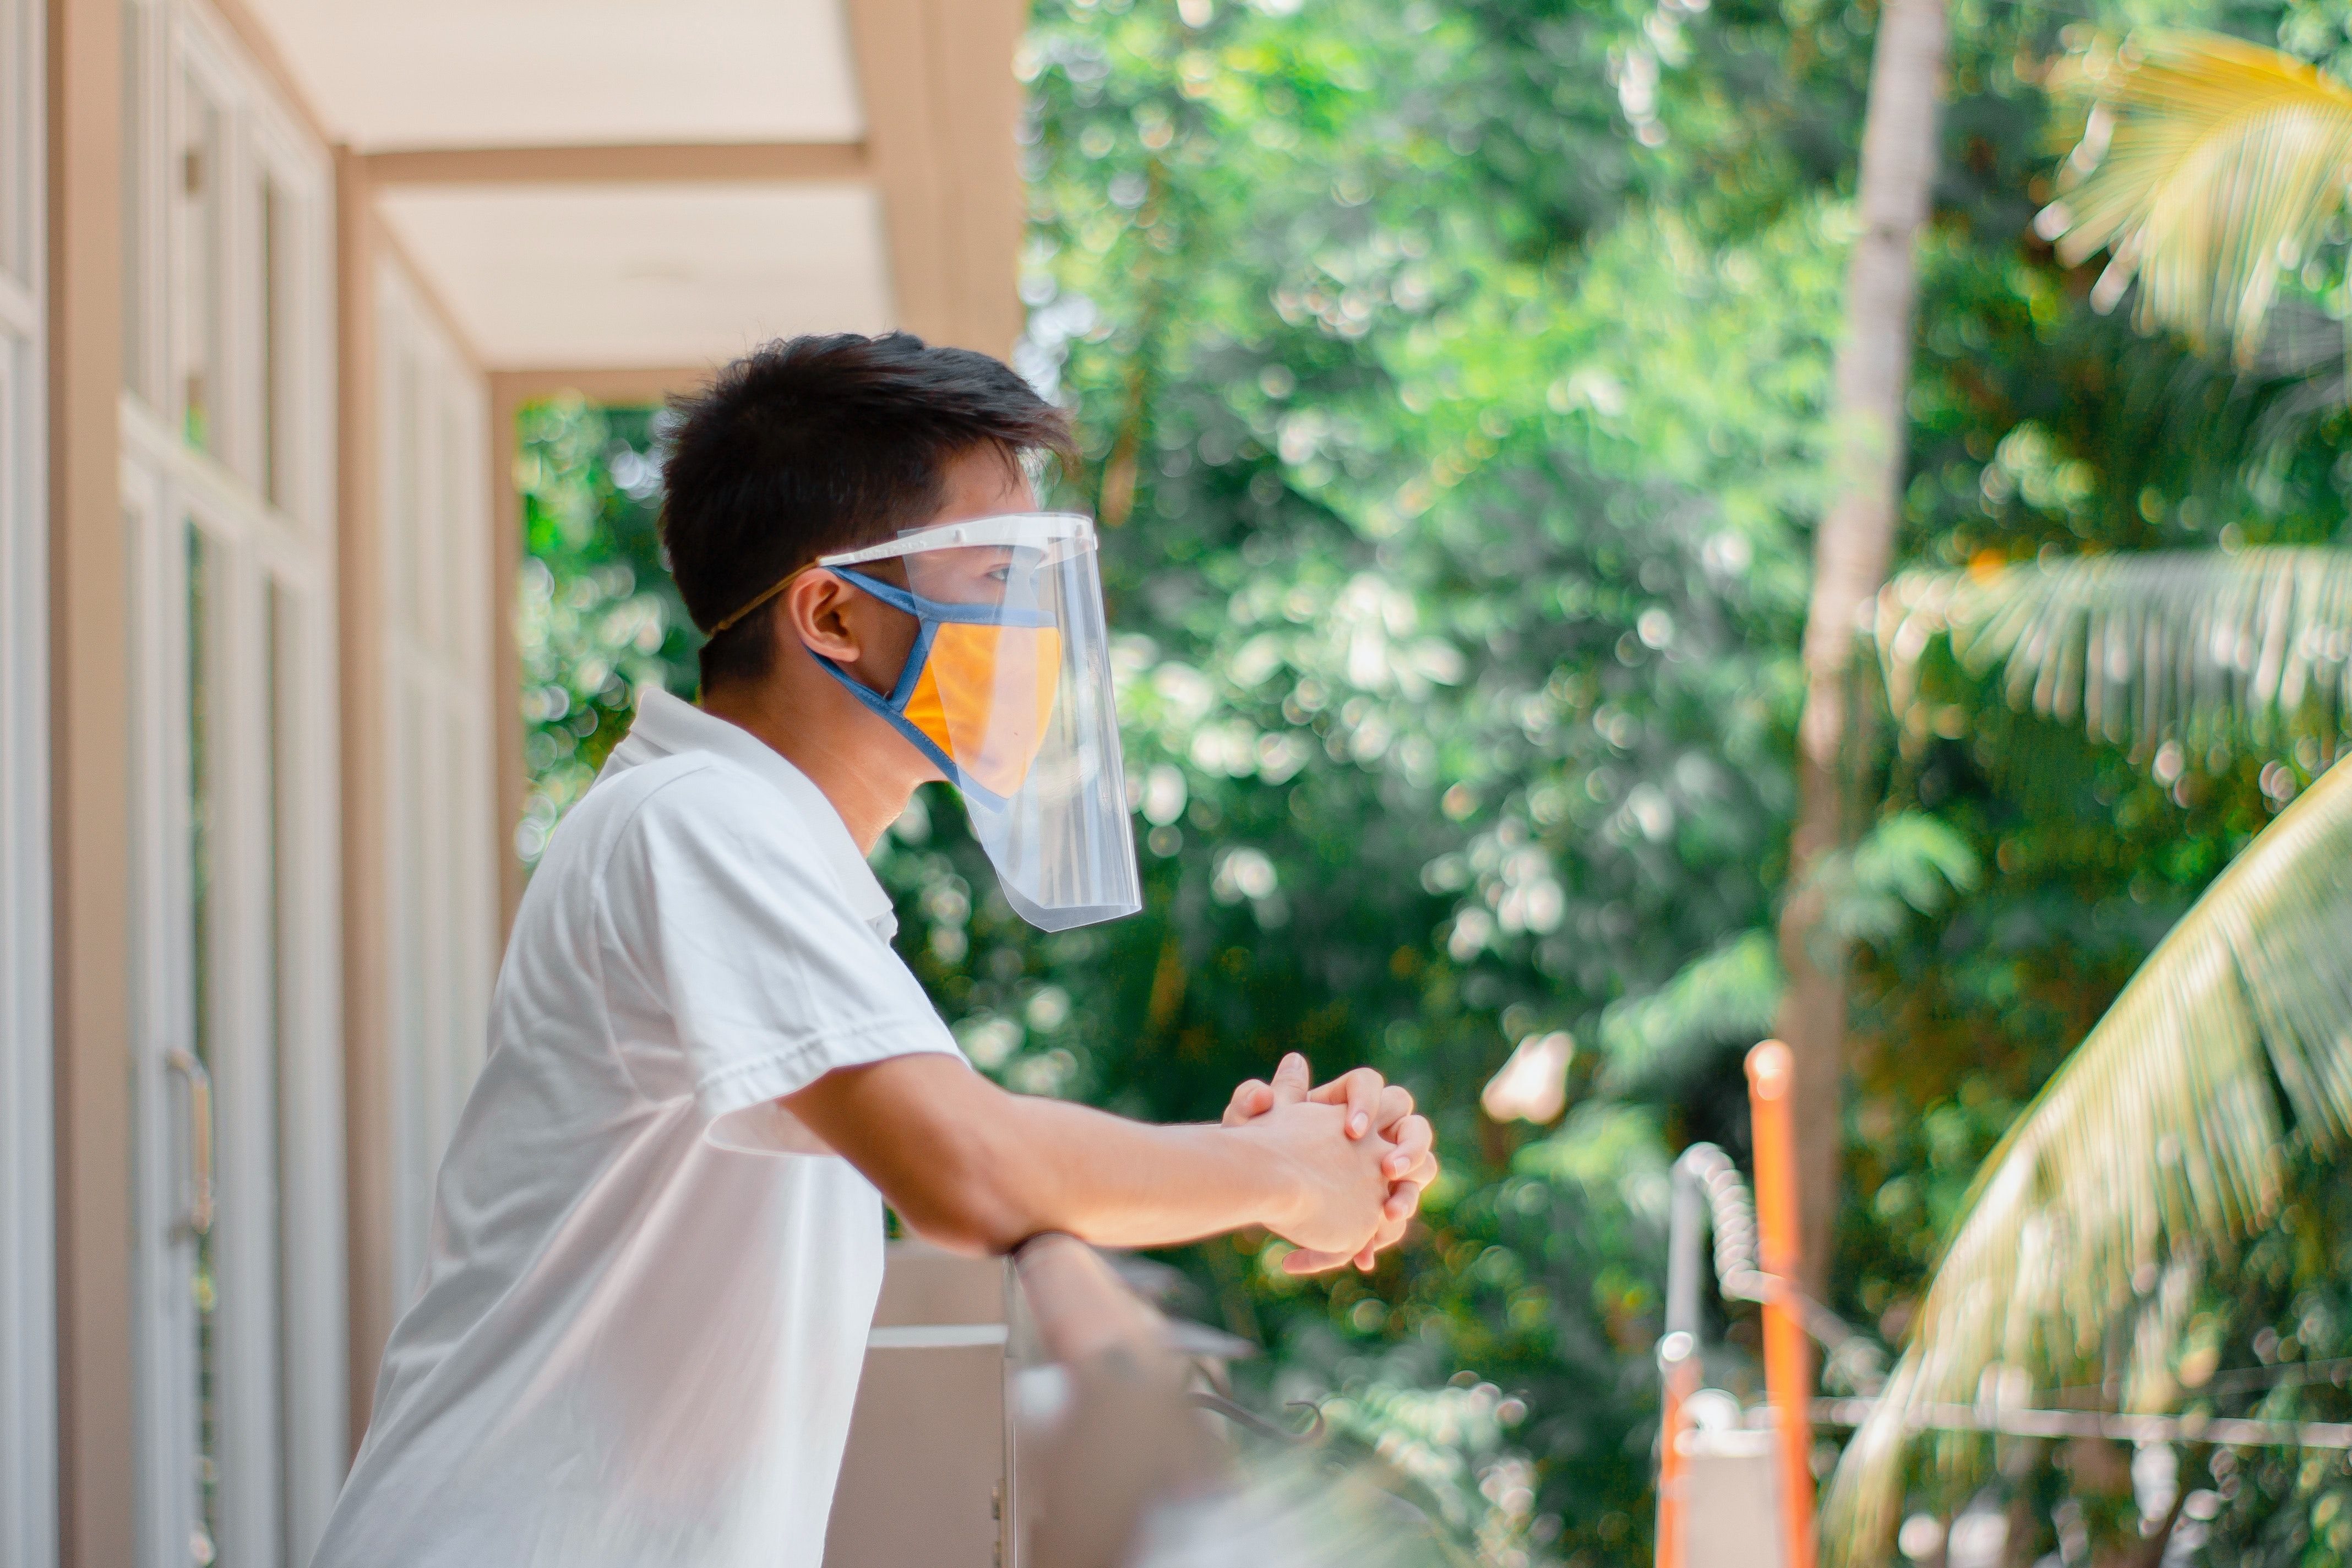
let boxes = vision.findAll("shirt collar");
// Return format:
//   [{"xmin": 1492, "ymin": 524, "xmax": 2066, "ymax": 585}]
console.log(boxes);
[{"xmin": 607, "ymin": 687, "xmax": 897, "ymax": 938}]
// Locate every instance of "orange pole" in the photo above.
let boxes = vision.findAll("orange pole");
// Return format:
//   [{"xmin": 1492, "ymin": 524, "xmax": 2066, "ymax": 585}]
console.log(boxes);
[{"xmin": 1747, "ymin": 1041, "xmax": 1816, "ymax": 1568}]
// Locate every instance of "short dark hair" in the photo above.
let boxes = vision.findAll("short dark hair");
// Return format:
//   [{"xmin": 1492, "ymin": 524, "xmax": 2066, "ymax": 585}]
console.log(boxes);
[{"xmin": 660, "ymin": 332, "xmax": 1074, "ymax": 691}]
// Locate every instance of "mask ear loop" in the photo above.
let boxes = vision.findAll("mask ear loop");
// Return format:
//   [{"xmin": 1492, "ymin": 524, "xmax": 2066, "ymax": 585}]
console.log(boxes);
[
  {"xmin": 810, "ymin": 647, "xmax": 1016, "ymax": 810},
  {"xmin": 816, "ymin": 653, "xmax": 977, "ymax": 796},
  {"xmin": 803, "ymin": 567, "xmax": 930, "ymax": 707},
  {"xmin": 705, "ymin": 563, "xmax": 941, "ymax": 727},
  {"xmin": 718, "ymin": 559, "xmax": 1046, "ymax": 813},
  {"xmin": 705, "ymin": 563, "xmax": 814, "ymax": 636}
]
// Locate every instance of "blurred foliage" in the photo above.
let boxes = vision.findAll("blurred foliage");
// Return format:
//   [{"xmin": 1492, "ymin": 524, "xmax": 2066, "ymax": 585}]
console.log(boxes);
[
  {"xmin": 512, "ymin": 0, "xmax": 2352, "ymax": 1561},
  {"xmin": 513, "ymin": 400, "xmax": 696, "ymax": 865},
  {"xmin": 1827, "ymin": 754, "xmax": 2352, "ymax": 1561}
]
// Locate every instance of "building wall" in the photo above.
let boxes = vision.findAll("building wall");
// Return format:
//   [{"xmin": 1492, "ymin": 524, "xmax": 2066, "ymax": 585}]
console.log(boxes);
[{"xmin": 116, "ymin": 2, "xmax": 347, "ymax": 1562}]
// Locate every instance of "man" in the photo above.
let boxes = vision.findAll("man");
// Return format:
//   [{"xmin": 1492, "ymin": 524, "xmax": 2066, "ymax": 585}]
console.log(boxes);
[{"xmin": 309, "ymin": 333, "xmax": 1437, "ymax": 1568}]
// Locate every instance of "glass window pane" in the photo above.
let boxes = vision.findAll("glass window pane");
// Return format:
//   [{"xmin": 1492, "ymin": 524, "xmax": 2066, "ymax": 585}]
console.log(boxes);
[
  {"xmin": 265, "ymin": 578, "xmax": 295, "ymax": 1567},
  {"xmin": 257, "ymin": 174, "xmax": 306, "ymax": 516},
  {"xmin": 184, "ymin": 521, "xmax": 222, "ymax": 1568},
  {"xmin": 175, "ymin": 69, "xmax": 226, "ymax": 457}
]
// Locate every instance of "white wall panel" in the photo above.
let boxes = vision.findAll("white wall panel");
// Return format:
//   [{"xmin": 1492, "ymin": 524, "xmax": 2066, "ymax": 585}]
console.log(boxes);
[{"xmin": 375, "ymin": 256, "xmax": 496, "ymax": 1310}]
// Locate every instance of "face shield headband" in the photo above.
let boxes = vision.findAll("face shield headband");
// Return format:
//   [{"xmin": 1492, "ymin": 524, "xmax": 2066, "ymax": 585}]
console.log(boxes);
[{"xmin": 792, "ymin": 513, "xmax": 1143, "ymax": 931}]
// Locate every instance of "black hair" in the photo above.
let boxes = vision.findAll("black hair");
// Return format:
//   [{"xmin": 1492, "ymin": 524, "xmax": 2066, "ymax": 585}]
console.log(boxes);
[{"xmin": 660, "ymin": 331, "xmax": 1074, "ymax": 692}]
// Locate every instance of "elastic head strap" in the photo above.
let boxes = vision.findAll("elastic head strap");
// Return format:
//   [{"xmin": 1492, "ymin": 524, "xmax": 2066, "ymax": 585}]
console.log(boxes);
[{"xmin": 705, "ymin": 563, "xmax": 814, "ymax": 637}]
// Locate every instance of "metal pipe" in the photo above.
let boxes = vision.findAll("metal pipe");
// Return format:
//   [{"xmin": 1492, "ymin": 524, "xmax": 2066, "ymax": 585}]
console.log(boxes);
[
  {"xmin": 1665, "ymin": 1155, "xmax": 1707, "ymax": 1345},
  {"xmin": 1659, "ymin": 1130, "xmax": 1877, "ymax": 1567},
  {"xmin": 1811, "ymin": 1397, "xmax": 2352, "ymax": 1450},
  {"xmin": 1656, "ymin": 1155, "xmax": 1709, "ymax": 1568}
]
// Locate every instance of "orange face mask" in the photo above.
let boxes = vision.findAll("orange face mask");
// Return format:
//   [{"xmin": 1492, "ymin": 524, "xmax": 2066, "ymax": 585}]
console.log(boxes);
[
  {"xmin": 813, "ymin": 568, "xmax": 1065, "ymax": 804},
  {"xmin": 899, "ymin": 622, "xmax": 1064, "ymax": 798}
]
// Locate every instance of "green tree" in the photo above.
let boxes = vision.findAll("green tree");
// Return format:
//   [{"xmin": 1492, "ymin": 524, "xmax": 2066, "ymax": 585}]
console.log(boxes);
[
  {"xmin": 1816, "ymin": 19, "xmax": 2352, "ymax": 1555},
  {"xmin": 1780, "ymin": 0, "xmax": 1951, "ymax": 1294}
]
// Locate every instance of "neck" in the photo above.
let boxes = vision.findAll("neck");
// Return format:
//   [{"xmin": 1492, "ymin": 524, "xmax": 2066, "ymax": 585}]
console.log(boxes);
[{"xmin": 698, "ymin": 683, "xmax": 918, "ymax": 854}]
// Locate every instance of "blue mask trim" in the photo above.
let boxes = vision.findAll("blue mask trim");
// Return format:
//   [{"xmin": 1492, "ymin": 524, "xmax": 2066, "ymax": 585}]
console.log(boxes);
[
  {"xmin": 829, "ymin": 566, "xmax": 1058, "ymax": 630},
  {"xmin": 815, "ymin": 653, "xmax": 1013, "ymax": 808},
  {"xmin": 807, "ymin": 564, "xmax": 1046, "ymax": 812},
  {"xmin": 884, "ymin": 616, "xmax": 943, "ymax": 710}
]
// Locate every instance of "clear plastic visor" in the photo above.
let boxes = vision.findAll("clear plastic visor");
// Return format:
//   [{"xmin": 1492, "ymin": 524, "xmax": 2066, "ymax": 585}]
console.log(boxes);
[
  {"xmin": 820, "ymin": 510, "xmax": 1098, "ymax": 565},
  {"xmin": 821, "ymin": 513, "xmax": 1140, "ymax": 930}
]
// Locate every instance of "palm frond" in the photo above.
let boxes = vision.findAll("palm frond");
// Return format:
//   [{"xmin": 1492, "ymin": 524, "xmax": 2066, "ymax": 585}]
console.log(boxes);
[
  {"xmin": 2040, "ymin": 30, "xmax": 2352, "ymax": 363},
  {"xmin": 1875, "ymin": 547, "xmax": 2352, "ymax": 758},
  {"xmin": 1821, "ymin": 755, "xmax": 2352, "ymax": 1564}
]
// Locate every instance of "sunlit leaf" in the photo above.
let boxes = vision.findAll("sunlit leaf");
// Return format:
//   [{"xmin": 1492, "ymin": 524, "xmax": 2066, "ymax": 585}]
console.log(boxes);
[
  {"xmin": 2043, "ymin": 30, "xmax": 2352, "ymax": 363},
  {"xmin": 1597, "ymin": 930, "xmax": 1784, "ymax": 1095},
  {"xmin": 1806, "ymin": 812, "xmax": 1981, "ymax": 951},
  {"xmin": 1877, "ymin": 547, "xmax": 2352, "ymax": 755}
]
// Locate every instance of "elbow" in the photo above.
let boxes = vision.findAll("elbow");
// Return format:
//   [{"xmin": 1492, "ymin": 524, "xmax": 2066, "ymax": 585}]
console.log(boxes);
[
  {"xmin": 886, "ymin": 1124, "xmax": 1040, "ymax": 1257},
  {"xmin": 897, "ymin": 1208, "xmax": 1031, "ymax": 1259}
]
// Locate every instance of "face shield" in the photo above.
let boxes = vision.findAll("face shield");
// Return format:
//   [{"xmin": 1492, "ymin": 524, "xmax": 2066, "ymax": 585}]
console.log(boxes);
[{"xmin": 812, "ymin": 513, "xmax": 1141, "ymax": 931}]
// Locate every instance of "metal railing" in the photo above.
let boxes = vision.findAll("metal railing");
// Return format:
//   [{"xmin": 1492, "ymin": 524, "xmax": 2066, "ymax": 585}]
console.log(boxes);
[
  {"xmin": 1654, "ymin": 1048, "xmax": 2352, "ymax": 1568},
  {"xmin": 1006, "ymin": 1234, "xmax": 1232, "ymax": 1568},
  {"xmin": 826, "ymin": 1233, "xmax": 1455, "ymax": 1568}
]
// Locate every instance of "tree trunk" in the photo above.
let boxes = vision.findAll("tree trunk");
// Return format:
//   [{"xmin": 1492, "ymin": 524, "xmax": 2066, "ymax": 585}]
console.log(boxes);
[{"xmin": 1775, "ymin": 0, "xmax": 1948, "ymax": 1301}]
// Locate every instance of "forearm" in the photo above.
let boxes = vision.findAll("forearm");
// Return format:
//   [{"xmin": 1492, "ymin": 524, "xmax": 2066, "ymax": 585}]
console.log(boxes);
[
  {"xmin": 956, "ymin": 1093, "xmax": 1301, "ymax": 1251},
  {"xmin": 787, "ymin": 1055, "xmax": 1303, "ymax": 1255}
]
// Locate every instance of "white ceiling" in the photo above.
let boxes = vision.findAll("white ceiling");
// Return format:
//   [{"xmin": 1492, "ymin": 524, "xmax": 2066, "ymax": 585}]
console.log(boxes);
[
  {"xmin": 375, "ymin": 184, "xmax": 894, "ymax": 368},
  {"xmin": 242, "ymin": 0, "xmax": 864, "ymax": 150}
]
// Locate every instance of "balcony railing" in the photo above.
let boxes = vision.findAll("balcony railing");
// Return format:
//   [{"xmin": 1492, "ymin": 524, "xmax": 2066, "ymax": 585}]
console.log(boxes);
[
  {"xmin": 825, "ymin": 1233, "xmax": 1440, "ymax": 1568},
  {"xmin": 824, "ymin": 1233, "xmax": 1222, "ymax": 1568}
]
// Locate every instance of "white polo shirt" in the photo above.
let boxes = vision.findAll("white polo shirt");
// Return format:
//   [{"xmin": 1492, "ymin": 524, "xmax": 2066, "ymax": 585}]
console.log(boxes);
[{"xmin": 310, "ymin": 688, "xmax": 963, "ymax": 1568}]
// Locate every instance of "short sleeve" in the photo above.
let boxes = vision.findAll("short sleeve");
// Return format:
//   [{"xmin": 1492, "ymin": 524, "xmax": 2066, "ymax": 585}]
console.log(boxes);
[{"xmin": 599, "ymin": 765, "xmax": 963, "ymax": 1119}]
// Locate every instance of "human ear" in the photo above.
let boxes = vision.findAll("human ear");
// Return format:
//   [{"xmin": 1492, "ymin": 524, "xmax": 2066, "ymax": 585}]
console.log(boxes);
[{"xmin": 784, "ymin": 569, "xmax": 864, "ymax": 663}]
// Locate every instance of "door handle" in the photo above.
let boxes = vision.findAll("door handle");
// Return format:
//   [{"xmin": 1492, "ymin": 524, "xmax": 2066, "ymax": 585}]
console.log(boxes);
[{"xmin": 164, "ymin": 1049, "xmax": 215, "ymax": 1238}]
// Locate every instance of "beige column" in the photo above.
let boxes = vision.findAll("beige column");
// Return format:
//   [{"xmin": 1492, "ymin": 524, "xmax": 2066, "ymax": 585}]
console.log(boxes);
[
  {"xmin": 847, "ymin": 0, "xmax": 1027, "ymax": 356},
  {"xmin": 47, "ymin": 0, "xmax": 133, "ymax": 1562},
  {"xmin": 333, "ymin": 145, "xmax": 398, "ymax": 1444}
]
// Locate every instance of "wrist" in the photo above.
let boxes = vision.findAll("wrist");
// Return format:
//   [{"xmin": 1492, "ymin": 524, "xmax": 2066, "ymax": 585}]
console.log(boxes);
[{"xmin": 1224, "ymin": 1119, "xmax": 1309, "ymax": 1236}]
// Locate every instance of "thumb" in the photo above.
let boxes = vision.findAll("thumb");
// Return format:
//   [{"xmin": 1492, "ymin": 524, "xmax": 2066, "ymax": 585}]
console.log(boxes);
[
  {"xmin": 1280, "ymin": 1246, "xmax": 1354, "ymax": 1276},
  {"xmin": 1270, "ymin": 1052, "xmax": 1311, "ymax": 1105}
]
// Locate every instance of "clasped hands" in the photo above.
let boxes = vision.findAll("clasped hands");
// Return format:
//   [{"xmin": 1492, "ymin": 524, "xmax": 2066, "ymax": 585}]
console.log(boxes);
[{"xmin": 1222, "ymin": 1052, "xmax": 1439, "ymax": 1275}]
